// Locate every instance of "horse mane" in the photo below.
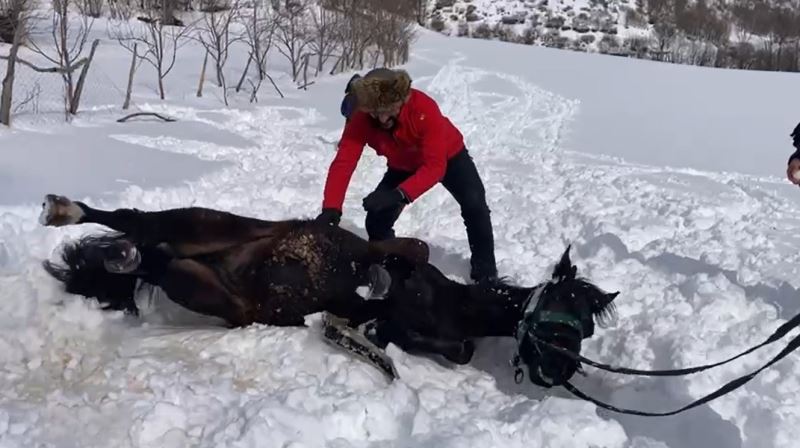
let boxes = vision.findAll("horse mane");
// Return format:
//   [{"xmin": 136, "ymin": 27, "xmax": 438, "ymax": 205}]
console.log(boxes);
[
  {"xmin": 468, "ymin": 275, "xmax": 536, "ymax": 305},
  {"xmin": 43, "ymin": 231, "xmax": 145, "ymax": 314},
  {"xmin": 575, "ymin": 277, "xmax": 618, "ymax": 324},
  {"xmin": 476, "ymin": 275, "xmax": 515, "ymax": 289}
]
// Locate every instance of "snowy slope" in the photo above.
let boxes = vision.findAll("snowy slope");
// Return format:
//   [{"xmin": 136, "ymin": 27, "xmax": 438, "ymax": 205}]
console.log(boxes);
[
  {"xmin": 2, "ymin": 19, "xmax": 800, "ymax": 448},
  {"xmin": 430, "ymin": 0, "xmax": 636, "ymax": 43}
]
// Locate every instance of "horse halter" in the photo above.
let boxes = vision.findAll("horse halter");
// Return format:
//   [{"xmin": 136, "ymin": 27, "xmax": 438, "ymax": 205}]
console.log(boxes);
[{"xmin": 512, "ymin": 281, "xmax": 587, "ymax": 386}]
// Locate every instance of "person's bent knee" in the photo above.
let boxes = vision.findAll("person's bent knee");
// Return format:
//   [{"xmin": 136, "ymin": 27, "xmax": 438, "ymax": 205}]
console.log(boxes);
[{"xmin": 459, "ymin": 191, "xmax": 491, "ymax": 216}]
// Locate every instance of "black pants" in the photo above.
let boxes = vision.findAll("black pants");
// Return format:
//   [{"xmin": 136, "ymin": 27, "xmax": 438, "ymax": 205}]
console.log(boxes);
[{"xmin": 365, "ymin": 148, "xmax": 497, "ymax": 282}]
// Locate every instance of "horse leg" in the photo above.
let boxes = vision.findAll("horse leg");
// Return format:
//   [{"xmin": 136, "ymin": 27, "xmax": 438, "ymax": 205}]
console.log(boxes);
[
  {"xmin": 405, "ymin": 331, "xmax": 475, "ymax": 365},
  {"xmin": 327, "ymin": 293, "xmax": 389, "ymax": 328},
  {"xmin": 39, "ymin": 194, "xmax": 278, "ymax": 257},
  {"xmin": 135, "ymin": 245, "xmax": 255, "ymax": 326},
  {"xmin": 374, "ymin": 321, "xmax": 475, "ymax": 365}
]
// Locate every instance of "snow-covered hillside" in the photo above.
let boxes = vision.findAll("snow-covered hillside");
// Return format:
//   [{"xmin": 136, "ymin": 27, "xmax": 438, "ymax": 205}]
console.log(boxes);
[
  {"xmin": 431, "ymin": 0, "xmax": 622, "ymax": 31},
  {"xmin": 430, "ymin": 0, "xmax": 628, "ymax": 43},
  {"xmin": 428, "ymin": 0, "xmax": 800, "ymax": 72},
  {"xmin": 2, "ymin": 13, "xmax": 800, "ymax": 448}
]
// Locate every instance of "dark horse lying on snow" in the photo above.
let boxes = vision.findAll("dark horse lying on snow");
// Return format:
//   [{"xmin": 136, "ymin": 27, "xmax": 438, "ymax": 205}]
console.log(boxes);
[{"xmin": 39, "ymin": 194, "xmax": 619, "ymax": 387}]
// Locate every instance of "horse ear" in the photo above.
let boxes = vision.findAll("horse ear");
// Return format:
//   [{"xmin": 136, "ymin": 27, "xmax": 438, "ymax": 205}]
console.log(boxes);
[
  {"xmin": 594, "ymin": 291, "xmax": 619, "ymax": 312},
  {"xmin": 552, "ymin": 245, "xmax": 576, "ymax": 281}
]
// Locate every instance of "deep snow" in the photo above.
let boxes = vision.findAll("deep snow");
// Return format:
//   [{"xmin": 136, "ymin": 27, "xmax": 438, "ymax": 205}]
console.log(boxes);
[{"xmin": 1, "ymin": 18, "xmax": 800, "ymax": 448}]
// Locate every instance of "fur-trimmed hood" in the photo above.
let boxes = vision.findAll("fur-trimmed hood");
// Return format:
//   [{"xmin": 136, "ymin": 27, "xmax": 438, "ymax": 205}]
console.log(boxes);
[{"xmin": 350, "ymin": 68, "xmax": 412, "ymax": 112}]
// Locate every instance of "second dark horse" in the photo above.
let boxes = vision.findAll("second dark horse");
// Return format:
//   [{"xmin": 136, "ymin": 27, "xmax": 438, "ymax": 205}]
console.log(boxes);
[{"xmin": 40, "ymin": 194, "xmax": 619, "ymax": 386}]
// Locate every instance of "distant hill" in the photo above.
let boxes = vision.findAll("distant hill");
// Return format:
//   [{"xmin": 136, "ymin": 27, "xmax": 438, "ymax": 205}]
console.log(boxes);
[{"xmin": 422, "ymin": 0, "xmax": 800, "ymax": 72}]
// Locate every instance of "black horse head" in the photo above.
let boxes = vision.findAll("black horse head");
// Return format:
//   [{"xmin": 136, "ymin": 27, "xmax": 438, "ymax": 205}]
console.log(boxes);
[{"xmin": 515, "ymin": 245, "xmax": 619, "ymax": 388}]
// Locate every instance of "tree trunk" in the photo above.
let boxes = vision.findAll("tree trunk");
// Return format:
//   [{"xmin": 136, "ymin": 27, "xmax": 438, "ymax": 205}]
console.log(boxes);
[
  {"xmin": 158, "ymin": 63, "xmax": 166, "ymax": 100},
  {"xmin": 197, "ymin": 50, "xmax": 208, "ymax": 98},
  {"xmin": 69, "ymin": 39, "xmax": 100, "ymax": 115},
  {"xmin": 236, "ymin": 52, "xmax": 252, "ymax": 93},
  {"xmin": 266, "ymin": 72, "xmax": 284, "ymax": 99},
  {"xmin": 0, "ymin": 25, "xmax": 21, "ymax": 126},
  {"xmin": 123, "ymin": 43, "xmax": 138, "ymax": 110},
  {"xmin": 301, "ymin": 53, "xmax": 309, "ymax": 90},
  {"xmin": 221, "ymin": 70, "xmax": 228, "ymax": 106}
]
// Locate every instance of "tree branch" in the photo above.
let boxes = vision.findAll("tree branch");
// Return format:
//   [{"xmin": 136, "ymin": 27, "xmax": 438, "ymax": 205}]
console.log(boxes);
[
  {"xmin": 117, "ymin": 112, "xmax": 176, "ymax": 122},
  {"xmin": 0, "ymin": 52, "xmax": 91, "ymax": 73}
]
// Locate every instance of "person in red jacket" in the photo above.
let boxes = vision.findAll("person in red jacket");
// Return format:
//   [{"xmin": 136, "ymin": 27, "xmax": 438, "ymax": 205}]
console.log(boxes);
[{"xmin": 315, "ymin": 68, "xmax": 498, "ymax": 284}]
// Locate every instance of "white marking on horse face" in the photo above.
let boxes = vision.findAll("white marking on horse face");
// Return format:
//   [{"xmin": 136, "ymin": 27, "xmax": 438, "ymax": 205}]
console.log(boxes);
[
  {"xmin": 66, "ymin": 203, "xmax": 85, "ymax": 224},
  {"xmin": 39, "ymin": 195, "xmax": 85, "ymax": 226}
]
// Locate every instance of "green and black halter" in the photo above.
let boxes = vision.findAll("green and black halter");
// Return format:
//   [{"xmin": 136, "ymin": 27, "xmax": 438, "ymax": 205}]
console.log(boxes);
[{"xmin": 511, "ymin": 280, "xmax": 588, "ymax": 386}]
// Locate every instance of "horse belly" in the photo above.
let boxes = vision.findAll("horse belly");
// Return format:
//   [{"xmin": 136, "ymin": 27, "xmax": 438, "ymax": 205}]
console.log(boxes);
[{"xmin": 226, "ymin": 230, "xmax": 365, "ymax": 325}]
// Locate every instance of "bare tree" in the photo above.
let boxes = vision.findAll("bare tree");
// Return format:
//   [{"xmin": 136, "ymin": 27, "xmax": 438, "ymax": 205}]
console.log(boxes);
[
  {"xmin": 652, "ymin": 21, "xmax": 678, "ymax": 61},
  {"xmin": 323, "ymin": 0, "xmax": 416, "ymax": 73},
  {"xmin": 328, "ymin": 3, "xmax": 376, "ymax": 73},
  {"xmin": 372, "ymin": 6, "xmax": 416, "ymax": 67},
  {"xmin": 676, "ymin": 0, "xmax": 729, "ymax": 46},
  {"xmin": 766, "ymin": 7, "xmax": 800, "ymax": 71},
  {"xmin": 80, "ymin": 0, "xmax": 104, "ymax": 17},
  {"xmin": 413, "ymin": 0, "xmax": 426, "ymax": 25},
  {"xmin": 736, "ymin": 42, "xmax": 757, "ymax": 69},
  {"xmin": 308, "ymin": 5, "xmax": 339, "ymax": 75},
  {"xmin": 108, "ymin": 0, "xmax": 135, "ymax": 20},
  {"xmin": 197, "ymin": 49, "xmax": 208, "ymax": 97},
  {"xmin": 195, "ymin": 0, "xmax": 243, "ymax": 105},
  {"xmin": 142, "ymin": 0, "xmax": 183, "ymax": 26},
  {"xmin": 109, "ymin": 7, "xmax": 192, "ymax": 100},
  {"xmin": 122, "ymin": 42, "xmax": 142, "ymax": 109},
  {"xmin": 731, "ymin": 0, "xmax": 757, "ymax": 44},
  {"xmin": 24, "ymin": 0, "xmax": 100, "ymax": 117},
  {"xmin": 0, "ymin": 0, "xmax": 33, "ymax": 126},
  {"xmin": 274, "ymin": 0, "xmax": 312, "ymax": 82},
  {"xmin": 241, "ymin": 0, "xmax": 276, "ymax": 78},
  {"xmin": 645, "ymin": 0, "xmax": 673, "ymax": 23},
  {"xmin": 239, "ymin": 0, "xmax": 281, "ymax": 100},
  {"xmin": 12, "ymin": 81, "xmax": 40, "ymax": 114}
]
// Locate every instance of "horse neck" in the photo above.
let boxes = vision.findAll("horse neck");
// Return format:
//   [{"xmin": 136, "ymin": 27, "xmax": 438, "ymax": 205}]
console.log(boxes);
[{"xmin": 462, "ymin": 282, "xmax": 536, "ymax": 337}]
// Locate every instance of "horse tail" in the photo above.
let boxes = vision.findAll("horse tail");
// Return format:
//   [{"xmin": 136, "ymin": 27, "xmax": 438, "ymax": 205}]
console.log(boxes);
[{"xmin": 43, "ymin": 232, "xmax": 142, "ymax": 315}]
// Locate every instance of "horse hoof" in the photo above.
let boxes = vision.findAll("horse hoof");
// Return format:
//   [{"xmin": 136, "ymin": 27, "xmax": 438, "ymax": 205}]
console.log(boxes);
[
  {"xmin": 39, "ymin": 194, "xmax": 84, "ymax": 227},
  {"xmin": 102, "ymin": 240, "xmax": 141, "ymax": 274},
  {"xmin": 444, "ymin": 340, "xmax": 475, "ymax": 365},
  {"xmin": 359, "ymin": 319, "xmax": 389, "ymax": 349},
  {"xmin": 367, "ymin": 264, "xmax": 391, "ymax": 300}
]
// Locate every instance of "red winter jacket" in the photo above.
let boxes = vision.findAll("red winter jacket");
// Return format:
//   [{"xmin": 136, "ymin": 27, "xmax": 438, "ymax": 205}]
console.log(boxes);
[{"xmin": 322, "ymin": 89, "xmax": 465, "ymax": 211}]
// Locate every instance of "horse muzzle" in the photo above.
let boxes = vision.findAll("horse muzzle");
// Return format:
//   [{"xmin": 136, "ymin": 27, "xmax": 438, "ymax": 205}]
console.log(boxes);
[
  {"xmin": 527, "ymin": 344, "xmax": 580, "ymax": 388},
  {"xmin": 518, "ymin": 329, "xmax": 582, "ymax": 388}
]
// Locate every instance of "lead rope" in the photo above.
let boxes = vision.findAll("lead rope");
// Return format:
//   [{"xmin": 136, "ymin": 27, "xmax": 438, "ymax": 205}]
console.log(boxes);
[{"xmin": 512, "ymin": 354, "xmax": 524, "ymax": 384}]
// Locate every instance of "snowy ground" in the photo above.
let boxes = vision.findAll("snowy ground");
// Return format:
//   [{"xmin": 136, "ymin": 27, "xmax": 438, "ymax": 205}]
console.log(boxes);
[{"xmin": 2, "ymin": 20, "xmax": 800, "ymax": 448}]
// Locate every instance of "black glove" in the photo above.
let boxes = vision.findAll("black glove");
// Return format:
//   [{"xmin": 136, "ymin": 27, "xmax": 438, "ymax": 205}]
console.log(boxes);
[
  {"xmin": 362, "ymin": 188, "xmax": 409, "ymax": 213},
  {"xmin": 315, "ymin": 208, "xmax": 341, "ymax": 226}
]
